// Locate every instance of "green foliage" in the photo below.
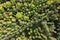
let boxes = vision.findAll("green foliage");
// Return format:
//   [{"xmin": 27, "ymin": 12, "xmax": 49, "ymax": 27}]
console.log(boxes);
[
  {"xmin": 16, "ymin": 12, "xmax": 23, "ymax": 18},
  {"xmin": 0, "ymin": 0, "xmax": 60, "ymax": 40}
]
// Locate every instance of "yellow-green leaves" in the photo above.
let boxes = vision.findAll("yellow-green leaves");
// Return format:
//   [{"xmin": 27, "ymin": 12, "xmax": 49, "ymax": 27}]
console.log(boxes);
[
  {"xmin": 55, "ymin": 0, "xmax": 60, "ymax": 3},
  {"xmin": 16, "ymin": 12, "xmax": 23, "ymax": 18},
  {"xmin": 24, "ymin": 2, "xmax": 28, "ymax": 7},
  {"xmin": 0, "ymin": 6, "xmax": 4, "ymax": 11},
  {"xmin": 16, "ymin": 37, "xmax": 22, "ymax": 40},
  {"xmin": 46, "ymin": 0, "xmax": 54, "ymax": 5},
  {"xmin": 0, "ymin": 6, "xmax": 2, "ymax": 10},
  {"xmin": 23, "ymin": 16, "xmax": 29, "ymax": 20},
  {"xmin": 57, "ymin": 5, "xmax": 60, "ymax": 9},
  {"xmin": 16, "ymin": 2, "xmax": 21, "ymax": 7},
  {"xmin": 41, "ymin": 34, "xmax": 47, "ymax": 40},
  {"xmin": 4, "ymin": 1, "xmax": 11, "ymax": 8},
  {"xmin": 0, "ymin": 0, "xmax": 60, "ymax": 40},
  {"xmin": 29, "ymin": 3, "xmax": 35, "ymax": 8},
  {"xmin": 6, "ymin": 1, "xmax": 11, "ymax": 6},
  {"xmin": 11, "ymin": 38, "xmax": 15, "ymax": 40},
  {"xmin": 16, "ymin": 35, "xmax": 27, "ymax": 40},
  {"xmin": 16, "ymin": 2, "xmax": 22, "ymax": 9},
  {"xmin": 49, "ymin": 37, "xmax": 57, "ymax": 40},
  {"xmin": 41, "ymin": 21, "xmax": 50, "ymax": 36},
  {"xmin": 6, "ymin": 28, "xmax": 12, "ymax": 31},
  {"xmin": 10, "ymin": 0, "xmax": 16, "ymax": 3},
  {"xmin": 16, "ymin": 12, "xmax": 29, "ymax": 21}
]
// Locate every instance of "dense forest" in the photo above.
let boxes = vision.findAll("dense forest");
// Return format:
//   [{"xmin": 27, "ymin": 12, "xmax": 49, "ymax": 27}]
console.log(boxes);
[{"xmin": 0, "ymin": 0, "xmax": 60, "ymax": 40}]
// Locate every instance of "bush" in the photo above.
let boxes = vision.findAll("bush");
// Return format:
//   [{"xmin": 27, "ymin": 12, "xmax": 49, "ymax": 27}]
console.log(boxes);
[{"xmin": 0, "ymin": 0, "xmax": 60, "ymax": 40}]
